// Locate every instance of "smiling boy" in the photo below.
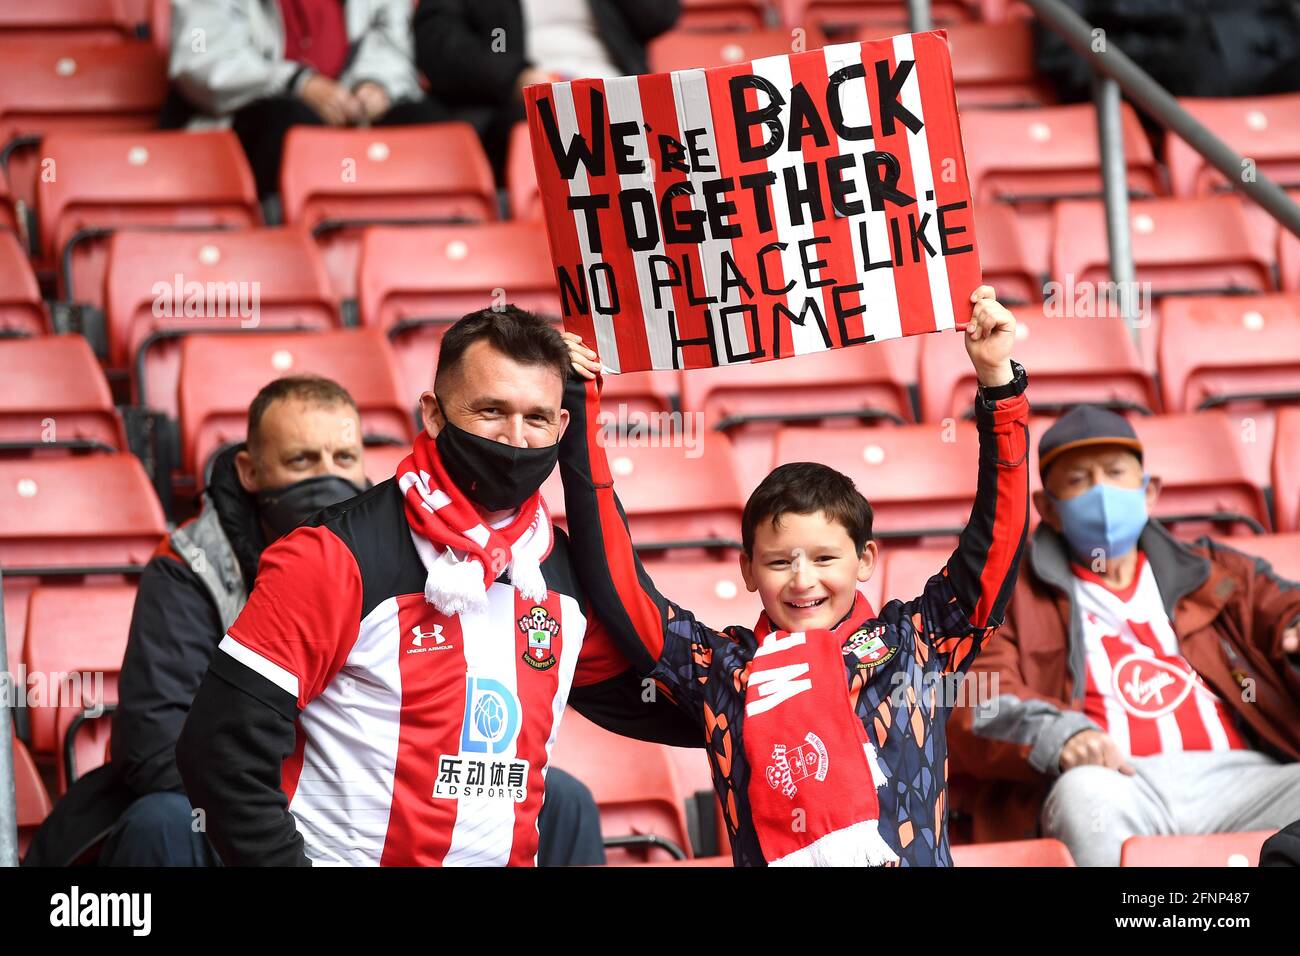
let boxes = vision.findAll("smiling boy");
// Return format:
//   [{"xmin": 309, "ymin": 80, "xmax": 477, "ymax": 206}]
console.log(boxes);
[{"xmin": 559, "ymin": 285, "xmax": 1030, "ymax": 866}]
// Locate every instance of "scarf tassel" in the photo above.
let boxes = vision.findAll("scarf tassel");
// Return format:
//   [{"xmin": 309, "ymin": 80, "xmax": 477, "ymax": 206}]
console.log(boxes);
[{"xmin": 768, "ymin": 819, "xmax": 900, "ymax": 868}]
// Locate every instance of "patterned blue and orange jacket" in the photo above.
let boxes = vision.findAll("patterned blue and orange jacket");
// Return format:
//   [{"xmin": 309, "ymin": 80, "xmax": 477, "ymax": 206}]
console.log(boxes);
[{"xmin": 558, "ymin": 365, "xmax": 1030, "ymax": 866}]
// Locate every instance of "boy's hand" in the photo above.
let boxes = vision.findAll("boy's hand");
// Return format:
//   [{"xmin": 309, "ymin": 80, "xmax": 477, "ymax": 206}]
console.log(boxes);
[
  {"xmin": 561, "ymin": 330, "xmax": 601, "ymax": 381},
  {"xmin": 964, "ymin": 285, "xmax": 1016, "ymax": 388}
]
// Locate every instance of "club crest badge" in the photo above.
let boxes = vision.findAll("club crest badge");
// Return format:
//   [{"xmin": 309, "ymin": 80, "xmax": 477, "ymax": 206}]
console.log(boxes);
[
  {"xmin": 518, "ymin": 605, "xmax": 559, "ymax": 670},
  {"xmin": 765, "ymin": 732, "xmax": 829, "ymax": 799},
  {"xmin": 844, "ymin": 625, "xmax": 896, "ymax": 671}
]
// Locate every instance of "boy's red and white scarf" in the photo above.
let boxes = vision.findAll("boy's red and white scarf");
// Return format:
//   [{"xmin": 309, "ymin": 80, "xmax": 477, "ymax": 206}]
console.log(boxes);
[
  {"xmin": 745, "ymin": 592, "xmax": 898, "ymax": 867},
  {"xmin": 396, "ymin": 430, "xmax": 551, "ymax": 615}
]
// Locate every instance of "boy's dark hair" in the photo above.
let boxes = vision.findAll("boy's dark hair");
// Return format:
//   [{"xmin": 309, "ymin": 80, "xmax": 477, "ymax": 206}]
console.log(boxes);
[
  {"xmin": 246, "ymin": 375, "xmax": 358, "ymax": 453},
  {"xmin": 741, "ymin": 461, "xmax": 874, "ymax": 555},
  {"xmin": 434, "ymin": 305, "xmax": 569, "ymax": 392}
]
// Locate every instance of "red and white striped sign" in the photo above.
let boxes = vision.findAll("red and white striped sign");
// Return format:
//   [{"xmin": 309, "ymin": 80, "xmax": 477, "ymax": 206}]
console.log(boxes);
[{"xmin": 524, "ymin": 31, "xmax": 982, "ymax": 373}]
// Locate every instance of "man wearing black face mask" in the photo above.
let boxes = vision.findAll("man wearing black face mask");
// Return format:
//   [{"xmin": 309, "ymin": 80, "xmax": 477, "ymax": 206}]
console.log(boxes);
[
  {"xmin": 176, "ymin": 306, "xmax": 703, "ymax": 867},
  {"xmin": 23, "ymin": 376, "xmax": 370, "ymax": 866}
]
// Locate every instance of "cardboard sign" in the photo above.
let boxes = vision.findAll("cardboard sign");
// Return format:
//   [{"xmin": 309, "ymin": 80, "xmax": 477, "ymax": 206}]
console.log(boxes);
[{"xmin": 524, "ymin": 31, "xmax": 982, "ymax": 373}]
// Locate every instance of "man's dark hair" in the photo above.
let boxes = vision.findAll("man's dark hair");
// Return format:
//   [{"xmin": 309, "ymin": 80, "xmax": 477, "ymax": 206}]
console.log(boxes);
[
  {"xmin": 742, "ymin": 462, "xmax": 874, "ymax": 555},
  {"xmin": 246, "ymin": 375, "xmax": 358, "ymax": 452},
  {"xmin": 434, "ymin": 305, "xmax": 569, "ymax": 393}
]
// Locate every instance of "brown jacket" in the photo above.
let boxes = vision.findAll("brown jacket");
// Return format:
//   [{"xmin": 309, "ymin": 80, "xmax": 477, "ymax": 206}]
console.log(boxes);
[{"xmin": 949, "ymin": 521, "xmax": 1300, "ymax": 844}]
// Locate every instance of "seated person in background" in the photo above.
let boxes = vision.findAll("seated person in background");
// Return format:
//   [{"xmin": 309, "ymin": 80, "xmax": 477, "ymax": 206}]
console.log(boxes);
[
  {"xmin": 949, "ymin": 406, "xmax": 1300, "ymax": 866},
  {"xmin": 413, "ymin": 0, "xmax": 680, "ymax": 176},
  {"xmin": 24, "ymin": 374, "xmax": 606, "ymax": 867},
  {"xmin": 166, "ymin": 0, "xmax": 445, "ymax": 198},
  {"xmin": 558, "ymin": 287, "xmax": 1029, "ymax": 866}
]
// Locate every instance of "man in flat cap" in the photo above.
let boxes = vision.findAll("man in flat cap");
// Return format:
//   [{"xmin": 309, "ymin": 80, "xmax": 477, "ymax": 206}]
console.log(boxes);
[{"xmin": 949, "ymin": 406, "xmax": 1300, "ymax": 865}]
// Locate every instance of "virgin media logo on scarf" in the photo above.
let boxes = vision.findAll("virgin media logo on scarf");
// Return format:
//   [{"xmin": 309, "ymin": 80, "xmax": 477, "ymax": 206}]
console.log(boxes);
[
  {"xmin": 765, "ymin": 731, "xmax": 829, "ymax": 798},
  {"xmin": 1112, "ymin": 655, "xmax": 1195, "ymax": 719}
]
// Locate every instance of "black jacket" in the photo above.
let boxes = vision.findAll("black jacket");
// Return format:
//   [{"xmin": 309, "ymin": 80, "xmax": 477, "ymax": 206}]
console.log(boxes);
[{"xmin": 414, "ymin": 0, "xmax": 680, "ymax": 108}]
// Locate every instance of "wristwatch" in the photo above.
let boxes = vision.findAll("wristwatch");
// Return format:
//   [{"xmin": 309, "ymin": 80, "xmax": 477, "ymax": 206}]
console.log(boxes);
[{"xmin": 977, "ymin": 359, "xmax": 1027, "ymax": 403}]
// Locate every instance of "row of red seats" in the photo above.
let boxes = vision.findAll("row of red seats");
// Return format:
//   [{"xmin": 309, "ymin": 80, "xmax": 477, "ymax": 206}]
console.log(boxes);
[{"xmin": 5, "ymin": 325, "xmax": 1300, "ymax": 536}]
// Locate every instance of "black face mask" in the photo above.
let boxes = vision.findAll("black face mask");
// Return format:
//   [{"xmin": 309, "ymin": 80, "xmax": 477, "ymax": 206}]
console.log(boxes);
[
  {"xmin": 435, "ymin": 416, "xmax": 558, "ymax": 513},
  {"xmin": 256, "ymin": 474, "xmax": 367, "ymax": 541}
]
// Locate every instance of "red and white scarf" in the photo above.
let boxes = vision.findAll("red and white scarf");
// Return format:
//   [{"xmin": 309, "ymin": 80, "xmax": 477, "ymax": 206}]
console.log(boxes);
[
  {"xmin": 396, "ymin": 430, "xmax": 552, "ymax": 615},
  {"xmin": 745, "ymin": 592, "xmax": 898, "ymax": 867}
]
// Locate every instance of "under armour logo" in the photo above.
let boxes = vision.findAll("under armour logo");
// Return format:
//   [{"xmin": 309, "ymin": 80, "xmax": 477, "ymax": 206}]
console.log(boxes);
[{"xmin": 411, "ymin": 624, "xmax": 446, "ymax": 647}]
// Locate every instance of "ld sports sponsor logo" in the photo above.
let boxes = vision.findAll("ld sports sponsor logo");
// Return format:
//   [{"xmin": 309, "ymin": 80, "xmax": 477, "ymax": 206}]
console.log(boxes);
[{"xmin": 434, "ymin": 677, "xmax": 528, "ymax": 802}]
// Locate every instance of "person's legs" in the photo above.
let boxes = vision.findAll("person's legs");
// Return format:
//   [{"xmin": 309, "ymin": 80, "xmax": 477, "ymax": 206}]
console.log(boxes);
[
  {"xmin": 99, "ymin": 792, "xmax": 221, "ymax": 867},
  {"xmin": 1162, "ymin": 750, "xmax": 1300, "ymax": 835},
  {"xmin": 1040, "ymin": 763, "xmax": 1177, "ymax": 866},
  {"xmin": 230, "ymin": 95, "xmax": 324, "ymax": 199},
  {"xmin": 537, "ymin": 768, "xmax": 605, "ymax": 867}
]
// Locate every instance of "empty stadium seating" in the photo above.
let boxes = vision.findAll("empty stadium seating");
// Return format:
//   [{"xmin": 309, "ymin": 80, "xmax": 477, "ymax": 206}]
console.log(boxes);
[
  {"xmin": 1158, "ymin": 294, "xmax": 1300, "ymax": 412},
  {"xmin": 648, "ymin": 27, "xmax": 823, "ymax": 74},
  {"xmin": 356, "ymin": 221, "xmax": 559, "ymax": 397},
  {"xmin": 36, "ymin": 129, "xmax": 259, "ymax": 321},
  {"xmin": 0, "ymin": 40, "xmax": 167, "ymax": 225},
  {"xmin": 280, "ymin": 123, "xmax": 498, "ymax": 299},
  {"xmin": 550, "ymin": 708, "xmax": 695, "ymax": 863},
  {"xmin": 919, "ymin": 310, "xmax": 1157, "ymax": 422},
  {"xmin": 943, "ymin": 19, "xmax": 1054, "ymax": 108},
  {"xmin": 0, "ymin": 230, "xmax": 46, "ymax": 336},
  {"xmin": 1273, "ymin": 408, "xmax": 1300, "ymax": 532},
  {"xmin": 638, "ymin": 559, "xmax": 761, "ymax": 633},
  {"xmin": 1214, "ymin": 531, "xmax": 1300, "ymax": 580},
  {"xmin": 680, "ymin": 344, "xmax": 913, "ymax": 492},
  {"xmin": 972, "ymin": 202, "xmax": 1041, "ymax": 307},
  {"xmin": 0, "ymin": 0, "xmax": 146, "ymax": 43},
  {"xmin": 0, "ymin": 453, "xmax": 165, "ymax": 571},
  {"xmin": 950, "ymin": 838, "xmax": 1075, "ymax": 866},
  {"xmin": 878, "ymin": 545, "xmax": 952, "ymax": 606},
  {"xmin": 22, "ymin": 582, "xmax": 135, "ymax": 790},
  {"xmin": 0, "ymin": 334, "xmax": 125, "ymax": 452},
  {"xmin": 11, "ymin": 736, "xmax": 52, "ymax": 859},
  {"xmin": 677, "ymin": 0, "xmax": 769, "ymax": 31},
  {"xmin": 1050, "ymin": 196, "xmax": 1274, "ymax": 305},
  {"xmin": 962, "ymin": 103, "xmax": 1162, "ymax": 271},
  {"xmin": 176, "ymin": 328, "xmax": 414, "ymax": 482},
  {"xmin": 506, "ymin": 122, "xmax": 542, "ymax": 222},
  {"xmin": 1131, "ymin": 412, "xmax": 1271, "ymax": 537},
  {"xmin": 773, "ymin": 419, "xmax": 980, "ymax": 539},
  {"xmin": 1166, "ymin": 93, "xmax": 1300, "ymax": 198},
  {"xmin": 781, "ymin": 0, "xmax": 973, "ymax": 33},
  {"xmin": 1120, "ymin": 831, "xmax": 1275, "ymax": 867},
  {"xmin": 103, "ymin": 227, "xmax": 339, "ymax": 414}
]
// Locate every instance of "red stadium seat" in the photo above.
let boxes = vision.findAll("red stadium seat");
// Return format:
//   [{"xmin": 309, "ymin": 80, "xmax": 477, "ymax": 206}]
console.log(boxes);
[
  {"xmin": 1165, "ymin": 94, "xmax": 1300, "ymax": 198},
  {"xmin": 11, "ymin": 736, "xmax": 52, "ymax": 859},
  {"xmin": 781, "ymin": 0, "xmax": 972, "ymax": 33},
  {"xmin": 22, "ymin": 583, "xmax": 134, "ymax": 788},
  {"xmin": 1050, "ymin": 197, "xmax": 1273, "ymax": 306},
  {"xmin": 680, "ymin": 344, "xmax": 914, "ymax": 493},
  {"xmin": 103, "ymin": 227, "xmax": 339, "ymax": 414},
  {"xmin": 973, "ymin": 203, "xmax": 1041, "ymax": 307},
  {"xmin": 648, "ymin": 27, "xmax": 824, "ymax": 74},
  {"xmin": 639, "ymin": 558, "xmax": 761, "ymax": 633},
  {"xmin": 596, "ymin": 370, "xmax": 680, "ymax": 423},
  {"xmin": 962, "ymin": 103, "xmax": 1162, "ymax": 272},
  {"xmin": 1278, "ymin": 210, "xmax": 1300, "ymax": 292},
  {"xmin": 1132, "ymin": 412, "xmax": 1272, "ymax": 537},
  {"xmin": 505, "ymin": 122, "xmax": 542, "ymax": 222},
  {"xmin": 1120, "ymin": 831, "xmax": 1275, "ymax": 867},
  {"xmin": 0, "ymin": 335, "xmax": 125, "ymax": 452},
  {"xmin": 280, "ymin": 123, "xmax": 497, "ymax": 299},
  {"xmin": 773, "ymin": 419, "xmax": 980, "ymax": 540},
  {"xmin": 356, "ymin": 222, "xmax": 558, "ymax": 398},
  {"xmin": 0, "ymin": 171, "xmax": 17, "ymax": 234},
  {"xmin": 0, "ymin": 41, "xmax": 168, "ymax": 238},
  {"xmin": 550, "ymin": 708, "xmax": 694, "ymax": 863},
  {"xmin": 1158, "ymin": 294, "xmax": 1300, "ymax": 412},
  {"xmin": 177, "ymin": 328, "xmax": 413, "ymax": 482},
  {"xmin": 943, "ymin": 19, "xmax": 1055, "ymax": 109},
  {"xmin": 0, "ymin": 453, "xmax": 165, "ymax": 571},
  {"xmin": 3, "ymin": 576, "xmax": 34, "ymax": 677},
  {"xmin": 0, "ymin": 230, "xmax": 46, "ymax": 335},
  {"xmin": 677, "ymin": 0, "xmax": 770, "ymax": 31},
  {"xmin": 879, "ymin": 545, "xmax": 952, "ymax": 606},
  {"xmin": 919, "ymin": 311, "xmax": 1157, "ymax": 422},
  {"xmin": 35, "ymin": 129, "xmax": 259, "ymax": 319},
  {"xmin": 0, "ymin": 0, "xmax": 145, "ymax": 43},
  {"xmin": 1273, "ymin": 408, "xmax": 1300, "ymax": 532},
  {"xmin": 951, "ymin": 838, "xmax": 1075, "ymax": 866},
  {"xmin": 1213, "ymin": 531, "xmax": 1300, "ymax": 580}
]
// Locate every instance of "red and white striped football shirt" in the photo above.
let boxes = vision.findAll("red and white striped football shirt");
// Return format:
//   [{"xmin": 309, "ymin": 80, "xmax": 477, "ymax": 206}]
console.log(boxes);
[{"xmin": 1073, "ymin": 553, "xmax": 1249, "ymax": 758}]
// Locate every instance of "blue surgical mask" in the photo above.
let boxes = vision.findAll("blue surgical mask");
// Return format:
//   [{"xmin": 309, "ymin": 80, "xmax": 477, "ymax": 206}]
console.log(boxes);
[{"xmin": 1050, "ymin": 478, "xmax": 1150, "ymax": 564}]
